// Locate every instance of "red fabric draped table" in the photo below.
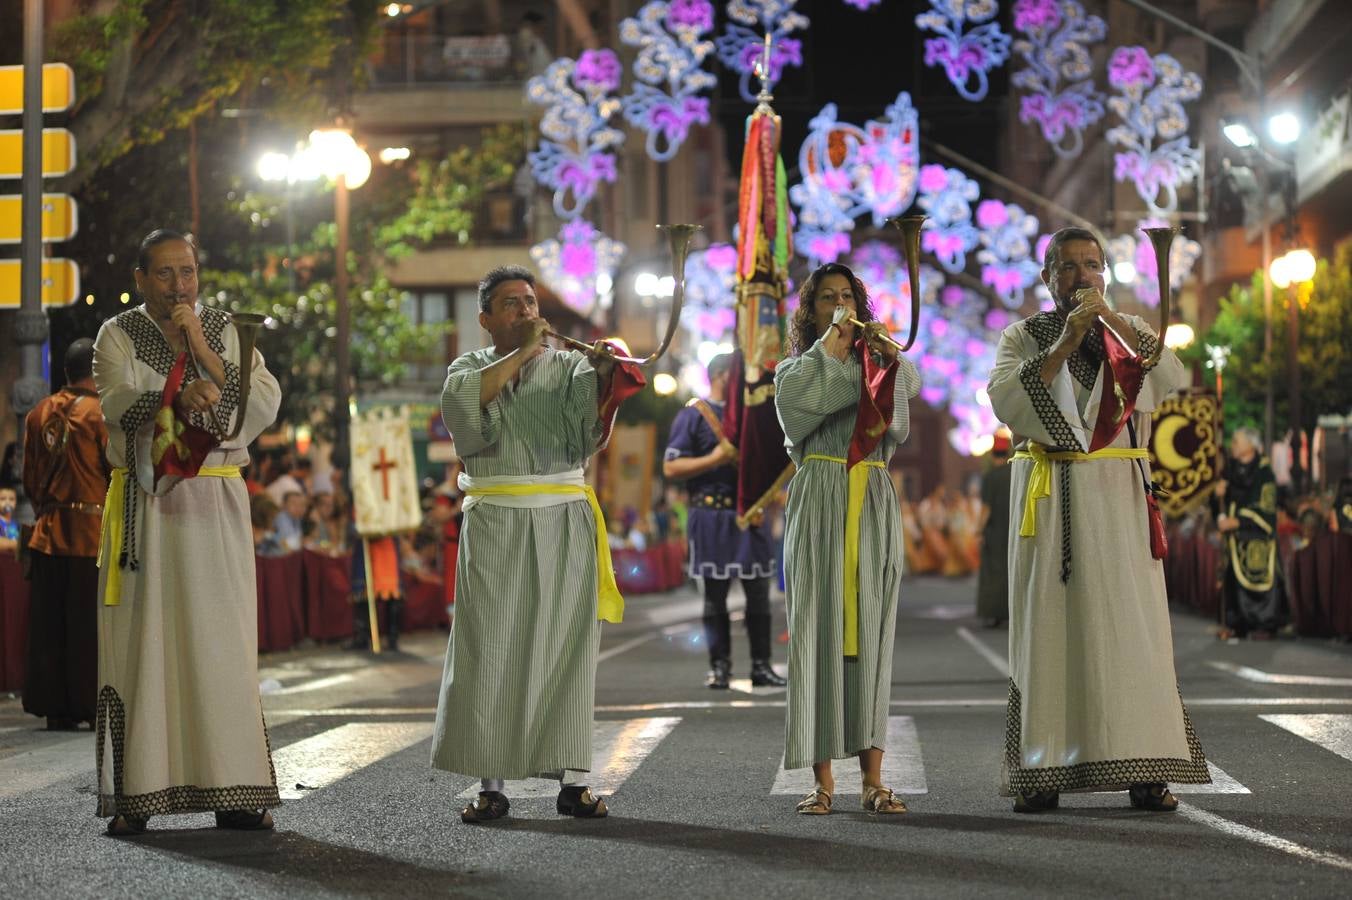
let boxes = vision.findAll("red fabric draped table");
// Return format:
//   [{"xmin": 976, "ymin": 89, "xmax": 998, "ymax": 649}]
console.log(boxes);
[
  {"xmin": 1289, "ymin": 532, "xmax": 1352, "ymax": 639},
  {"xmin": 255, "ymin": 553, "xmax": 305, "ymax": 652},
  {"xmin": 0, "ymin": 554, "xmax": 30, "ymax": 691},
  {"xmin": 303, "ymin": 549, "xmax": 354, "ymax": 642},
  {"xmin": 613, "ymin": 543, "xmax": 687, "ymax": 596}
]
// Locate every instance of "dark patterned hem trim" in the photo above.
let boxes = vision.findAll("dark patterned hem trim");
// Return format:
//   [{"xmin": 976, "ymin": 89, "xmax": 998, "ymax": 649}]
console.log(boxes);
[
  {"xmin": 1015, "ymin": 350, "xmax": 1081, "ymax": 451},
  {"xmin": 98, "ymin": 784, "xmax": 281, "ymax": 819},
  {"xmin": 1134, "ymin": 325, "xmax": 1161, "ymax": 375},
  {"xmin": 690, "ymin": 561, "xmax": 777, "ymax": 580},
  {"xmin": 1002, "ymin": 680, "xmax": 1210, "ymax": 796},
  {"xmin": 95, "ymin": 683, "xmax": 281, "ymax": 818}
]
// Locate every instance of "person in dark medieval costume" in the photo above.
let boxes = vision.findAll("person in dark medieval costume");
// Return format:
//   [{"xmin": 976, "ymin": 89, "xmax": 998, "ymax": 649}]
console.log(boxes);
[{"xmin": 1216, "ymin": 426, "xmax": 1285, "ymax": 638}]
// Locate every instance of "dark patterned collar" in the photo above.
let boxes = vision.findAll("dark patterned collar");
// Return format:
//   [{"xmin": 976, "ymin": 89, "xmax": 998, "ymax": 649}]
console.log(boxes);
[
  {"xmin": 113, "ymin": 305, "xmax": 229, "ymax": 376},
  {"xmin": 1021, "ymin": 311, "xmax": 1102, "ymax": 390}
]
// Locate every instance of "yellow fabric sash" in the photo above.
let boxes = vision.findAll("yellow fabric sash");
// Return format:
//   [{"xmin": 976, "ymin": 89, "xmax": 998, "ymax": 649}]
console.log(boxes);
[
  {"xmin": 98, "ymin": 465, "xmax": 241, "ymax": 606},
  {"xmin": 461, "ymin": 483, "xmax": 623, "ymax": 624},
  {"xmin": 1013, "ymin": 445, "xmax": 1149, "ymax": 538},
  {"xmin": 804, "ymin": 454, "xmax": 886, "ymax": 658}
]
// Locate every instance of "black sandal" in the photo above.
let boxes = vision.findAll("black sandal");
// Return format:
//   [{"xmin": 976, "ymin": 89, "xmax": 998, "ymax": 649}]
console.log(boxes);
[
  {"xmin": 1129, "ymin": 783, "xmax": 1178, "ymax": 811},
  {"xmin": 106, "ymin": 815, "xmax": 148, "ymax": 836},
  {"xmin": 461, "ymin": 790, "xmax": 511, "ymax": 824},
  {"xmin": 215, "ymin": 809, "xmax": 275, "ymax": 830},
  {"xmin": 557, "ymin": 785, "xmax": 608, "ymax": 818},
  {"xmin": 1012, "ymin": 791, "xmax": 1059, "ymax": 813}
]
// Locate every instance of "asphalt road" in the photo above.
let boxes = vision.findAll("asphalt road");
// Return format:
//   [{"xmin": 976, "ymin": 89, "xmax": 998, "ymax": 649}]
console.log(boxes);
[{"xmin": 3, "ymin": 575, "xmax": 1351, "ymax": 898}]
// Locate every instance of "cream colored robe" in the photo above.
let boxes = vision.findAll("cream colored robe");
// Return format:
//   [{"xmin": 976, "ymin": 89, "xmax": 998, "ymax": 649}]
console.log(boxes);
[
  {"xmin": 93, "ymin": 305, "xmax": 281, "ymax": 818},
  {"xmin": 987, "ymin": 312, "xmax": 1210, "ymax": 795}
]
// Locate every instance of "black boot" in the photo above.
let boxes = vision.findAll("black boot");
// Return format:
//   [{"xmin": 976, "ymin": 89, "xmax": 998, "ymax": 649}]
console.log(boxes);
[
  {"xmin": 706, "ymin": 658, "xmax": 731, "ymax": 689},
  {"xmin": 343, "ymin": 600, "xmax": 370, "ymax": 651},
  {"xmin": 750, "ymin": 659, "xmax": 787, "ymax": 687},
  {"xmin": 385, "ymin": 599, "xmax": 404, "ymax": 653}
]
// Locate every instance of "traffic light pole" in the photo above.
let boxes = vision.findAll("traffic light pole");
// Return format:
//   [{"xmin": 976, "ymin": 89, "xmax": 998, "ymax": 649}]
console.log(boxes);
[{"xmin": 12, "ymin": 0, "xmax": 50, "ymax": 507}]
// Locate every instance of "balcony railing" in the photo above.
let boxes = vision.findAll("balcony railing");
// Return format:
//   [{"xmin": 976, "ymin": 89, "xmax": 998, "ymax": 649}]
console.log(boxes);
[{"xmin": 367, "ymin": 33, "xmax": 539, "ymax": 87}]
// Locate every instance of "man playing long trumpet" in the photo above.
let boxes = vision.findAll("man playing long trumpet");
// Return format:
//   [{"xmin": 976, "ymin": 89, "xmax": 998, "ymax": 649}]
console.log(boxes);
[
  {"xmin": 987, "ymin": 226, "xmax": 1210, "ymax": 814},
  {"xmin": 774, "ymin": 263, "xmax": 921, "ymax": 816},
  {"xmin": 93, "ymin": 229, "xmax": 282, "ymax": 835},
  {"xmin": 431, "ymin": 265, "xmax": 642, "ymax": 824}
]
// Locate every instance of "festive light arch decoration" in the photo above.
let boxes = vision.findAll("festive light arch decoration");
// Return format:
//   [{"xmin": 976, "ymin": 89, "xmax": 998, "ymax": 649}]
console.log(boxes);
[
  {"xmin": 526, "ymin": 52, "xmax": 628, "ymax": 314},
  {"xmin": 843, "ymin": 0, "xmax": 882, "ymax": 8},
  {"xmin": 976, "ymin": 199, "xmax": 1043, "ymax": 308},
  {"xmin": 1106, "ymin": 219, "xmax": 1202, "ymax": 308},
  {"xmin": 620, "ymin": 0, "xmax": 719, "ymax": 162},
  {"xmin": 916, "ymin": 164, "xmax": 981, "ymax": 274},
  {"xmin": 1011, "ymin": 0, "xmax": 1107, "ymax": 158},
  {"xmin": 1106, "ymin": 47, "xmax": 1203, "ymax": 212},
  {"xmin": 681, "ymin": 242, "xmax": 739, "ymax": 339},
  {"xmin": 915, "ymin": 0, "xmax": 1012, "ymax": 103},
  {"xmin": 715, "ymin": 0, "xmax": 808, "ymax": 104},
  {"xmin": 789, "ymin": 92, "xmax": 920, "ymax": 266}
]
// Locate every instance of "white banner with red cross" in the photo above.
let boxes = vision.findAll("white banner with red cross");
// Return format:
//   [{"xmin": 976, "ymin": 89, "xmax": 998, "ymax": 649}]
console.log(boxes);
[{"xmin": 350, "ymin": 405, "xmax": 422, "ymax": 537}]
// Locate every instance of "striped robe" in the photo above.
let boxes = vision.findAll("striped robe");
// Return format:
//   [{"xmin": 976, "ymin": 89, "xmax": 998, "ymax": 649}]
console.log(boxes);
[
  {"xmin": 431, "ymin": 347, "xmax": 611, "ymax": 780},
  {"xmin": 775, "ymin": 339, "xmax": 921, "ymax": 770},
  {"xmin": 987, "ymin": 312, "xmax": 1210, "ymax": 795}
]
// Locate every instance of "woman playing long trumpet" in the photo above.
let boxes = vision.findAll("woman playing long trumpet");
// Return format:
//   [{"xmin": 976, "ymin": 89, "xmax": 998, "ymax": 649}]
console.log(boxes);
[{"xmin": 773, "ymin": 263, "xmax": 921, "ymax": 815}]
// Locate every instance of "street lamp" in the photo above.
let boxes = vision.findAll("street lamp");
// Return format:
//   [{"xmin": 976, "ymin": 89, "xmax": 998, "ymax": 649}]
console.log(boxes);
[
  {"xmin": 257, "ymin": 129, "xmax": 370, "ymax": 470},
  {"xmin": 1267, "ymin": 112, "xmax": 1301, "ymax": 146},
  {"xmin": 1270, "ymin": 247, "xmax": 1317, "ymax": 489}
]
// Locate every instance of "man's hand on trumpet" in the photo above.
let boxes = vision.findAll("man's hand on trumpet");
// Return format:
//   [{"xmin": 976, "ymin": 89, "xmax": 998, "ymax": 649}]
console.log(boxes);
[{"xmin": 511, "ymin": 317, "xmax": 551, "ymax": 357}]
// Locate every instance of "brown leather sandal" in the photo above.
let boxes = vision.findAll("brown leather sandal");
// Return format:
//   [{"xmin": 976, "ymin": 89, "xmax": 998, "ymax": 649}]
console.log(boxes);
[
  {"xmin": 215, "ymin": 809, "xmax": 275, "ymax": 830},
  {"xmin": 861, "ymin": 785, "xmax": 908, "ymax": 814},
  {"xmin": 461, "ymin": 790, "xmax": 511, "ymax": 823},
  {"xmin": 795, "ymin": 788, "xmax": 833, "ymax": 815},
  {"xmin": 1129, "ymin": 783, "xmax": 1178, "ymax": 811},
  {"xmin": 1013, "ymin": 791, "xmax": 1060, "ymax": 813},
  {"xmin": 557, "ymin": 785, "xmax": 608, "ymax": 818}
]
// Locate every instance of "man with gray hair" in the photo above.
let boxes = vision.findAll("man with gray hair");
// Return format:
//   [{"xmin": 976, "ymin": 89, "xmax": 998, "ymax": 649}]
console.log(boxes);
[
  {"xmin": 987, "ymin": 226, "xmax": 1210, "ymax": 814},
  {"xmin": 1215, "ymin": 426, "xmax": 1285, "ymax": 638},
  {"xmin": 664, "ymin": 353, "xmax": 786, "ymax": 690}
]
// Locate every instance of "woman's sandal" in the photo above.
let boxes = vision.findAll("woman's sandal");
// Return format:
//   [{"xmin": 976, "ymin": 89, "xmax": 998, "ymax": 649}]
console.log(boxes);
[
  {"xmin": 106, "ymin": 815, "xmax": 148, "ymax": 836},
  {"xmin": 215, "ymin": 809, "xmax": 275, "ymax": 830},
  {"xmin": 1128, "ymin": 783, "xmax": 1178, "ymax": 812},
  {"xmin": 461, "ymin": 790, "xmax": 511, "ymax": 824},
  {"xmin": 795, "ymin": 788, "xmax": 833, "ymax": 815},
  {"xmin": 557, "ymin": 785, "xmax": 608, "ymax": 818},
  {"xmin": 861, "ymin": 785, "xmax": 908, "ymax": 814}
]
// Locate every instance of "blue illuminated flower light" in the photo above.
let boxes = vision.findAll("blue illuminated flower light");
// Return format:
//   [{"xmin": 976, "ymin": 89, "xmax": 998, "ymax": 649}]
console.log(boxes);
[
  {"xmin": 1106, "ymin": 47, "xmax": 1203, "ymax": 212},
  {"xmin": 790, "ymin": 93, "xmax": 920, "ymax": 266},
  {"xmin": 915, "ymin": 0, "xmax": 1012, "ymax": 103},
  {"xmin": 526, "ymin": 54, "xmax": 628, "ymax": 314},
  {"xmin": 975, "ymin": 200, "xmax": 1043, "ymax": 308},
  {"xmin": 715, "ymin": 0, "xmax": 808, "ymax": 104},
  {"xmin": 1011, "ymin": 0, "xmax": 1107, "ymax": 158},
  {"xmin": 620, "ymin": 1, "xmax": 719, "ymax": 162},
  {"xmin": 915, "ymin": 164, "xmax": 981, "ymax": 274},
  {"xmin": 681, "ymin": 242, "xmax": 739, "ymax": 340}
]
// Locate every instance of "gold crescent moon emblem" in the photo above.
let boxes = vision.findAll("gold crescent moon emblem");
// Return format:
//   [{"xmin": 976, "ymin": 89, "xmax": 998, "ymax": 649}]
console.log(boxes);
[{"xmin": 1153, "ymin": 414, "xmax": 1191, "ymax": 472}]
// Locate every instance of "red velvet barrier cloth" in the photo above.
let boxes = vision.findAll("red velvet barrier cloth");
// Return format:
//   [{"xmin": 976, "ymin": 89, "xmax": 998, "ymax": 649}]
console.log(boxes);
[
  {"xmin": 0, "ymin": 554, "xmax": 29, "ymax": 690},
  {"xmin": 255, "ymin": 553, "xmax": 305, "ymax": 653},
  {"xmin": 303, "ymin": 550, "xmax": 354, "ymax": 642},
  {"xmin": 404, "ymin": 580, "xmax": 450, "ymax": 632},
  {"xmin": 613, "ymin": 543, "xmax": 687, "ymax": 596},
  {"xmin": 1289, "ymin": 532, "xmax": 1352, "ymax": 639},
  {"xmin": 1163, "ymin": 526, "xmax": 1222, "ymax": 619}
]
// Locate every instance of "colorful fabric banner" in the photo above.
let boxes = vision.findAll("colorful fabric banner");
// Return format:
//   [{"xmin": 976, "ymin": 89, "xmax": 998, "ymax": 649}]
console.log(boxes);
[{"xmin": 351, "ymin": 406, "xmax": 423, "ymax": 537}]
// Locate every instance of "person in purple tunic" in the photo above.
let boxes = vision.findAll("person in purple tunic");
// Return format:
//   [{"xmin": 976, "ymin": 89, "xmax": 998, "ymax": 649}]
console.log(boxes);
[{"xmin": 664, "ymin": 353, "xmax": 787, "ymax": 690}]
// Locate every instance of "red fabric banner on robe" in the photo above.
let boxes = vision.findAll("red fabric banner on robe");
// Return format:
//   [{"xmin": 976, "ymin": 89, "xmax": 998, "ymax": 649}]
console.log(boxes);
[
  {"xmin": 151, "ymin": 352, "xmax": 218, "ymax": 489},
  {"xmin": 847, "ymin": 343, "xmax": 899, "ymax": 469},
  {"xmin": 597, "ymin": 345, "xmax": 646, "ymax": 446},
  {"xmin": 1088, "ymin": 327, "xmax": 1144, "ymax": 452}
]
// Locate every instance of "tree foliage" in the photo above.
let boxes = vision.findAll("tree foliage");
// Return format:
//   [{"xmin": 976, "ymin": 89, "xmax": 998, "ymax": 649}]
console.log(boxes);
[{"xmin": 1184, "ymin": 247, "xmax": 1352, "ymax": 435}]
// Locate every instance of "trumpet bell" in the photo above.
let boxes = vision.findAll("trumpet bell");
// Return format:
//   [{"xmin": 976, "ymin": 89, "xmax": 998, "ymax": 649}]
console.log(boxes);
[
  {"xmin": 884, "ymin": 214, "xmax": 927, "ymax": 352},
  {"xmin": 1140, "ymin": 226, "xmax": 1178, "ymax": 368}
]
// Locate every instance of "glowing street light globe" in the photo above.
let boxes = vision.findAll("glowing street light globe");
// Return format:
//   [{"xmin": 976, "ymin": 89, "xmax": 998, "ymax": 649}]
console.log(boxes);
[
  {"xmin": 1267, "ymin": 112, "xmax": 1301, "ymax": 145},
  {"xmin": 1164, "ymin": 322, "xmax": 1195, "ymax": 350},
  {"xmin": 652, "ymin": 373, "xmax": 679, "ymax": 396},
  {"xmin": 1270, "ymin": 254, "xmax": 1292, "ymax": 289},
  {"xmin": 1284, "ymin": 249, "xmax": 1316, "ymax": 284}
]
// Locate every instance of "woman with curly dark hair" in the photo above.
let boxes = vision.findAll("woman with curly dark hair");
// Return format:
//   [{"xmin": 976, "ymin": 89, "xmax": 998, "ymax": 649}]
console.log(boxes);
[{"xmin": 773, "ymin": 262, "xmax": 921, "ymax": 816}]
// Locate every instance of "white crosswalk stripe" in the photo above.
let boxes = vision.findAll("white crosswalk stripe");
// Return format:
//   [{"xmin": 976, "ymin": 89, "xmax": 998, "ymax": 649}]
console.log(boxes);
[
  {"xmin": 1157, "ymin": 762, "xmax": 1249, "ymax": 794},
  {"xmin": 1260, "ymin": 714, "xmax": 1352, "ymax": 763},
  {"xmin": 272, "ymin": 722, "xmax": 433, "ymax": 800},
  {"xmin": 771, "ymin": 716, "xmax": 928, "ymax": 795},
  {"xmin": 455, "ymin": 717, "xmax": 682, "ymax": 799}
]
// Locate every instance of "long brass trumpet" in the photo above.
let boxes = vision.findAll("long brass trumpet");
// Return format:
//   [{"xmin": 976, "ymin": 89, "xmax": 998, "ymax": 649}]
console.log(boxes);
[
  {"xmin": 545, "ymin": 223, "xmax": 702, "ymax": 366},
  {"xmin": 180, "ymin": 310, "xmax": 267, "ymax": 442},
  {"xmin": 1141, "ymin": 225, "xmax": 1177, "ymax": 367},
  {"xmin": 877, "ymin": 214, "xmax": 927, "ymax": 352}
]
